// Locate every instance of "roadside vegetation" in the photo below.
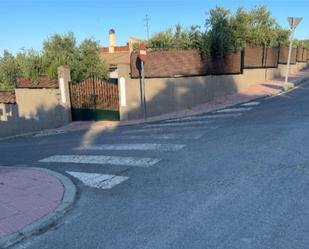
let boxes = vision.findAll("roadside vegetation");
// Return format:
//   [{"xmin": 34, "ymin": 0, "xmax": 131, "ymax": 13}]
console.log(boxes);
[
  {"xmin": 0, "ymin": 33, "xmax": 109, "ymax": 90},
  {"xmin": 0, "ymin": 5, "xmax": 308, "ymax": 90},
  {"xmin": 147, "ymin": 5, "xmax": 303, "ymax": 59}
]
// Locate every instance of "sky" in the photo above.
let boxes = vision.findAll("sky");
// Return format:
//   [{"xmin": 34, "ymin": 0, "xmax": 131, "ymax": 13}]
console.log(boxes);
[{"xmin": 0, "ymin": 0, "xmax": 308, "ymax": 54}]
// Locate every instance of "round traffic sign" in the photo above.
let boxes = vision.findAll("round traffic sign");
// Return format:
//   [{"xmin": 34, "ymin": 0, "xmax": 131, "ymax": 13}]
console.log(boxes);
[{"xmin": 138, "ymin": 44, "xmax": 147, "ymax": 62}]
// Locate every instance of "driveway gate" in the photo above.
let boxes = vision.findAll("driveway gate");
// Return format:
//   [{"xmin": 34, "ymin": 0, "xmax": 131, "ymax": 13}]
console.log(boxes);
[{"xmin": 70, "ymin": 77, "xmax": 119, "ymax": 121}]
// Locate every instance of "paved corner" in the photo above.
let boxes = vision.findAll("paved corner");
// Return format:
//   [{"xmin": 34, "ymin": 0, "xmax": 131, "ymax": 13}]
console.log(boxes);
[{"xmin": 0, "ymin": 167, "xmax": 76, "ymax": 248}]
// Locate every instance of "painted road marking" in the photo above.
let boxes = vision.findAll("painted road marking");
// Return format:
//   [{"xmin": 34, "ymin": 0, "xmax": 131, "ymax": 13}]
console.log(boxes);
[
  {"xmin": 121, "ymin": 126, "xmax": 218, "ymax": 134},
  {"xmin": 40, "ymin": 155, "xmax": 161, "ymax": 167},
  {"xmin": 143, "ymin": 120, "xmax": 213, "ymax": 128},
  {"xmin": 34, "ymin": 130, "xmax": 66, "ymax": 137},
  {"xmin": 164, "ymin": 113, "xmax": 242, "ymax": 123},
  {"xmin": 113, "ymin": 133, "xmax": 204, "ymax": 140},
  {"xmin": 75, "ymin": 143, "xmax": 186, "ymax": 152},
  {"xmin": 66, "ymin": 171, "xmax": 128, "ymax": 189},
  {"xmin": 241, "ymin": 101, "xmax": 260, "ymax": 106},
  {"xmin": 215, "ymin": 107, "xmax": 252, "ymax": 113}
]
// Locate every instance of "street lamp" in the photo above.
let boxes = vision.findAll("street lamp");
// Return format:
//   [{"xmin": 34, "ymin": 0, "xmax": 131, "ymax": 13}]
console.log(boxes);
[{"xmin": 285, "ymin": 17, "xmax": 302, "ymax": 84}]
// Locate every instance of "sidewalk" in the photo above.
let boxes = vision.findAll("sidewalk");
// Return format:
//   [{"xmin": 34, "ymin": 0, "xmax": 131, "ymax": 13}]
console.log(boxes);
[
  {"xmin": 32, "ymin": 67, "xmax": 309, "ymax": 135},
  {"xmin": 0, "ymin": 167, "xmax": 75, "ymax": 248}
]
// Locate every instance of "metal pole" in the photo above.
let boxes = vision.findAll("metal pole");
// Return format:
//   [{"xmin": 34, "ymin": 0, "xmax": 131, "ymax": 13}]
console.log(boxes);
[
  {"xmin": 144, "ymin": 14, "xmax": 151, "ymax": 40},
  {"xmin": 141, "ymin": 61, "xmax": 147, "ymax": 120},
  {"xmin": 285, "ymin": 25, "xmax": 295, "ymax": 84}
]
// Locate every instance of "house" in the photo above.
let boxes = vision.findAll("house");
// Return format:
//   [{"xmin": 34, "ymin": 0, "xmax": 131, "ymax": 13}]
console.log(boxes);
[{"xmin": 100, "ymin": 29, "xmax": 143, "ymax": 78}]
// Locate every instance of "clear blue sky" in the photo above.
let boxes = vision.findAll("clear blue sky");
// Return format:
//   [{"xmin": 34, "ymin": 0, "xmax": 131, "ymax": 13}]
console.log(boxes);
[{"xmin": 0, "ymin": 0, "xmax": 308, "ymax": 54}]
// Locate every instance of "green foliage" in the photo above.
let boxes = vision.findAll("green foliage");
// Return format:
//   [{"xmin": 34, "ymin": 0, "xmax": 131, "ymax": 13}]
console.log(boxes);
[
  {"xmin": 0, "ymin": 50, "xmax": 19, "ymax": 89},
  {"xmin": 73, "ymin": 38, "xmax": 109, "ymax": 82},
  {"xmin": 0, "ymin": 32, "xmax": 109, "ymax": 88},
  {"xmin": 230, "ymin": 7, "xmax": 252, "ymax": 50},
  {"xmin": 246, "ymin": 5, "xmax": 279, "ymax": 47},
  {"xmin": 147, "ymin": 5, "xmax": 292, "ymax": 59},
  {"xmin": 42, "ymin": 33, "xmax": 108, "ymax": 82},
  {"xmin": 275, "ymin": 27, "xmax": 291, "ymax": 46},
  {"xmin": 16, "ymin": 49, "xmax": 44, "ymax": 83},
  {"xmin": 294, "ymin": 39, "xmax": 309, "ymax": 50},
  {"xmin": 205, "ymin": 7, "xmax": 233, "ymax": 58},
  {"xmin": 147, "ymin": 24, "xmax": 203, "ymax": 51},
  {"xmin": 42, "ymin": 32, "xmax": 77, "ymax": 79}
]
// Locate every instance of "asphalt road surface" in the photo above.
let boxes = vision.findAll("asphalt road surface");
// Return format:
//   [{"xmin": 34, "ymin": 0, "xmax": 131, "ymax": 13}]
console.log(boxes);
[{"xmin": 2, "ymin": 82, "xmax": 309, "ymax": 249}]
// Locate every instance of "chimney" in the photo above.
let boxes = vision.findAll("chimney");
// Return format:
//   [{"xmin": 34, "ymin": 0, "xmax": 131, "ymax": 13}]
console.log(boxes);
[{"xmin": 109, "ymin": 29, "xmax": 116, "ymax": 53}]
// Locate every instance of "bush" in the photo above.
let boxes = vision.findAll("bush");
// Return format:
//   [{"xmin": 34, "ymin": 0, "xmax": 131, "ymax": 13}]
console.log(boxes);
[
  {"xmin": 0, "ymin": 50, "xmax": 19, "ymax": 89},
  {"xmin": 16, "ymin": 49, "xmax": 44, "ymax": 83},
  {"xmin": 147, "ymin": 5, "xmax": 292, "ymax": 59},
  {"xmin": 0, "ymin": 32, "xmax": 109, "ymax": 88},
  {"xmin": 147, "ymin": 24, "xmax": 203, "ymax": 51},
  {"xmin": 205, "ymin": 7, "xmax": 233, "ymax": 58}
]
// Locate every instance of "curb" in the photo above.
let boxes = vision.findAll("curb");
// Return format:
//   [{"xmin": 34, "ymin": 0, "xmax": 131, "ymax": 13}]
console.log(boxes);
[
  {"xmin": 293, "ymin": 75, "xmax": 309, "ymax": 86},
  {"xmin": 0, "ymin": 167, "xmax": 76, "ymax": 249},
  {"xmin": 1, "ymin": 75, "xmax": 309, "ymax": 141}
]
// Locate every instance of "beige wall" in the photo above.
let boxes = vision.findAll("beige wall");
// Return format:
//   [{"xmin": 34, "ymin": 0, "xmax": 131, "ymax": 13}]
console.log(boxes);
[
  {"xmin": 117, "ymin": 62, "xmax": 308, "ymax": 120},
  {"xmin": 0, "ymin": 66, "xmax": 71, "ymax": 138},
  {"xmin": 0, "ymin": 88, "xmax": 71, "ymax": 138}
]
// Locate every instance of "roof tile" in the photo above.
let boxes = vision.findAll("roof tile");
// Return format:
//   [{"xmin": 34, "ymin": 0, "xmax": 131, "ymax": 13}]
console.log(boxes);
[{"xmin": 0, "ymin": 91, "xmax": 16, "ymax": 104}]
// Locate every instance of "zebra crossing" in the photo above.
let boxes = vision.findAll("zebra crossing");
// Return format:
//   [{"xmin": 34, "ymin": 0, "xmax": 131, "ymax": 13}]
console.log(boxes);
[{"xmin": 39, "ymin": 101, "xmax": 260, "ymax": 190}]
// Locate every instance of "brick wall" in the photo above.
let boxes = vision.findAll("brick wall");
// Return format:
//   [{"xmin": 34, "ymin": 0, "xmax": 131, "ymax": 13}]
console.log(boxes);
[
  {"xmin": 279, "ymin": 46, "xmax": 297, "ymax": 64},
  {"xmin": 297, "ymin": 48, "xmax": 308, "ymax": 62},
  {"xmin": 130, "ymin": 49, "xmax": 241, "ymax": 78},
  {"xmin": 264, "ymin": 47, "xmax": 279, "ymax": 67},
  {"xmin": 244, "ymin": 44, "xmax": 278, "ymax": 68},
  {"xmin": 244, "ymin": 44, "xmax": 264, "ymax": 68}
]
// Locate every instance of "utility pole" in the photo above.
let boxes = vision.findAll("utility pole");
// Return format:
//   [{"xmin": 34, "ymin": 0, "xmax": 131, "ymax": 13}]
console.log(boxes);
[{"xmin": 144, "ymin": 14, "xmax": 151, "ymax": 40}]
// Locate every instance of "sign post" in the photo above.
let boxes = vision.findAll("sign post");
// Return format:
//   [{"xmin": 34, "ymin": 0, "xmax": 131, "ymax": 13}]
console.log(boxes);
[
  {"xmin": 285, "ymin": 17, "xmax": 302, "ymax": 85},
  {"xmin": 138, "ymin": 44, "xmax": 147, "ymax": 120}
]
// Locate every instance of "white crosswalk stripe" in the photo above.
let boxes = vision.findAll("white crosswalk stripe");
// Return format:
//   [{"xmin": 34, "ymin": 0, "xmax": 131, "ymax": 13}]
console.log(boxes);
[
  {"xmin": 142, "ymin": 120, "xmax": 213, "ymax": 128},
  {"xmin": 112, "ymin": 133, "xmax": 204, "ymax": 140},
  {"xmin": 215, "ymin": 107, "xmax": 252, "ymax": 113},
  {"xmin": 241, "ymin": 101, "xmax": 260, "ymax": 106},
  {"xmin": 121, "ymin": 126, "xmax": 218, "ymax": 134},
  {"xmin": 164, "ymin": 113, "xmax": 242, "ymax": 123},
  {"xmin": 38, "ymin": 110, "xmax": 224, "ymax": 190},
  {"xmin": 66, "ymin": 171, "xmax": 128, "ymax": 189},
  {"xmin": 40, "ymin": 155, "xmax": 161, "ymax": 167},
  {"xmin": 75, "ymin": 143, "xmax": 186, "ymax": 152}
]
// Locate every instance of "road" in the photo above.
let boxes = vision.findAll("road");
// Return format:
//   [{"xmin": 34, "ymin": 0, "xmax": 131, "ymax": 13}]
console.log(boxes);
[{"xmin": 2, "ymin": 82, "xmax": 309, "ymax": 249}]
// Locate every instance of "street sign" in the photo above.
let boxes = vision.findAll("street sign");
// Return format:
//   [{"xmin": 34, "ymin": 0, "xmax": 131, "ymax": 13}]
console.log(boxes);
[
  {"xmin": 288, "ymin": 17, "xmax": 302, "ymax": 30},
  {"xmin": 138, "ymin": 44, "xmax": 147, "ymax": 62},
  {"xmin": 285, "ymin": 16, "xmax": 302, "ymax": 85}
]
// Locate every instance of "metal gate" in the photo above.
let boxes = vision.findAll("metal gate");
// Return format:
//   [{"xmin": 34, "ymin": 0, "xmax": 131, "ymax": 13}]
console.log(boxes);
[{"xmin": 70, "ymin": 77, "xmax": 119, "ymax": 121}]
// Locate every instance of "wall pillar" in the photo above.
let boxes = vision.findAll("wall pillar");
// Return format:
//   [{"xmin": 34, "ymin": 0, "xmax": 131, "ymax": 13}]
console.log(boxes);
[{"xmin": 57, "ymin": 65, "xmax": 72, "ymax": 122}]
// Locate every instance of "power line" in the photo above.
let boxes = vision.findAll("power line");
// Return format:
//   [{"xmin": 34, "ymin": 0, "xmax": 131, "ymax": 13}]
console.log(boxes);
[{"xmin": 144, "ymin": 14, "xmax": 151, "ymax": 40}]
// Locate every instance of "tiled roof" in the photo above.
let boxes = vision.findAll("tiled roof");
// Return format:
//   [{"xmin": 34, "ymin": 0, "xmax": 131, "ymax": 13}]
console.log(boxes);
[
  {"xmin": 0, "ymin": 91, "xmax": 16, "ymax": 104},
  {"xmin": 16, "ymin": 76, "xmax": 58, "ymax": 89},
  {"xmin": 100, "ymin": 50, "xmax": 130, "ymax": 65}
]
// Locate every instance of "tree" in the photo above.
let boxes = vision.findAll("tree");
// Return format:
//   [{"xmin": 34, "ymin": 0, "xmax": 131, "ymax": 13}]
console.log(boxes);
[
  {"xmin": 275, "ymin": 27, "xmax": 291, "ymax": 46},
  {"xmin": 0, "ymin": 50, "xmax": 19, "ymax": 89},
  {"xmin": 42, "ymin": 33, "xmax": 109, "ymax": 82},
  {"xmin": 42, "ymin": 32, "xmax": 77, "ymax": 79},
  {"xmin": 246, "ymin": 5, "xmax": 278, "ymax": 47},
  {"xmin": 148, "ymin": 28, "xmax": 175, "ymax": 50},
  {"xmin": 205, "ymin": 7, "xmax": 233, "ymax": 58},
  {"xmin": 16, "ymin": 49, "xmax": 44, "ymax": 83},
  {"xmin": 230, "ymin": 7, "xmax": 252, "ymax": 50},
  {"xmin": 74, "ymin": 38, "xmax": 109, "ymax": 82},
  {"xmin": 147, "ymin": 25, "xmax": 203, "ymax": 51}
]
